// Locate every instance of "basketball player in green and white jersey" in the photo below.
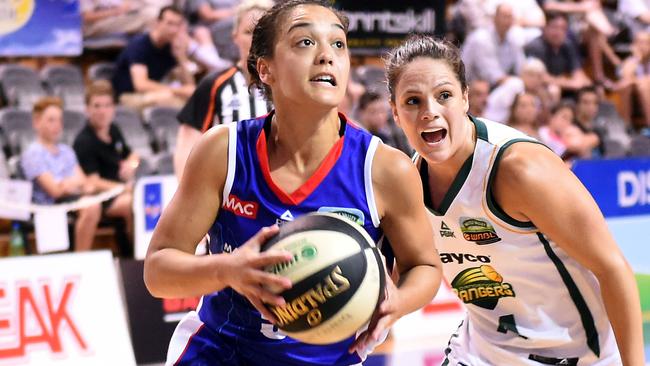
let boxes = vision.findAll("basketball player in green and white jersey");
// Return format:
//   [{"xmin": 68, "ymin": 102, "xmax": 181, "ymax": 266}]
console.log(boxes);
[{"xmin": 386, "ymin": 34, "xmax": 645, "ymax": 366}]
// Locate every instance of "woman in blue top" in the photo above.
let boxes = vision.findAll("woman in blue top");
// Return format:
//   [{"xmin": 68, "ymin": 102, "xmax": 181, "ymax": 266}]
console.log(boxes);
[{"xmin": 144, "ymin": 1, "xmax": 442, "ymax": 365}]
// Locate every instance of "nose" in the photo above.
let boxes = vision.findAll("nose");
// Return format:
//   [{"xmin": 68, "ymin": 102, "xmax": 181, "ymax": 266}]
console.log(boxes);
[
  {"xmin": 421, "ymin": 98, "xmax": 439, "ymax": 121},
  {"xmin": 315, "ymin": 45, "xmax": 334, "ymax": 66}
]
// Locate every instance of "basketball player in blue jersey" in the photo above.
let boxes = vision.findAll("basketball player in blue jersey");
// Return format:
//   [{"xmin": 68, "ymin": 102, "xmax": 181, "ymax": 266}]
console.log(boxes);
[
  {"xmin": 386, "ymin": 34, "xmax": 645, "ymax": 366},
  {"xmin": 144, "ymin": 2, "xmax": 442, "ymax": 365}
]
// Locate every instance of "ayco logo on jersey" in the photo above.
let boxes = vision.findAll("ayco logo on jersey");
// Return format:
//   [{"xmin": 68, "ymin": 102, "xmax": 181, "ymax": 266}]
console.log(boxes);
[
  {"xmin": 223, "ymin": 194, "xmax": 259, "ymax": 219},
  {"xmin": 451, "ymin": 265, "xmax": 515, "ymax": 310},
  {"xmin": 318, "ymin": 207, "xmax": 365, "ymax": 226},
  {"xmin": 440, "ymin": 221, "xmax": 455, "ymax": 238},
  {"xmin": 459, "ymin": 217, "xmax": 501, "ymax": 244},
  {"xmin": 440, "ymin": 252, "xmax": 491, "ymax": 264}
]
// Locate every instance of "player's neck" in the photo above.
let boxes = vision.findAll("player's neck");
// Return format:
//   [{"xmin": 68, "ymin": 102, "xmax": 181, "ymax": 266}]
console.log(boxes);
[{"xmin": 267, "ymin": 108, "xmax": 341, "ymax": 167}]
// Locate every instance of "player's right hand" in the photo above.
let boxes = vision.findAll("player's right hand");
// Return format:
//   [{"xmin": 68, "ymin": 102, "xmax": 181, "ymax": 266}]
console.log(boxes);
[{"xmin": 225, "ymin": 225, "xmax": 293, "ymax": 323}]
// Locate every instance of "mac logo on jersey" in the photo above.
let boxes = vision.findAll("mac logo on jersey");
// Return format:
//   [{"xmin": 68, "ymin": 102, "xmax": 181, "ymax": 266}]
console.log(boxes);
[
  {"xmin": 223, "ymin": 194, "xmax": 259, "ymax": 219},
  {"xmin": 459, "ymin": 217, "xmax": 501, "ymax": 245},
  {"xmin": 450, "ymin": 265, "xmax": 515, "ymax": 310}
]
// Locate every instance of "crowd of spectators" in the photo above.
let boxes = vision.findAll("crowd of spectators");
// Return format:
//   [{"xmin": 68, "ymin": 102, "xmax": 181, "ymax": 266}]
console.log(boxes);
[{"xmin": 1, "ymin": 0, "xmax": 650, "ymax": 256}]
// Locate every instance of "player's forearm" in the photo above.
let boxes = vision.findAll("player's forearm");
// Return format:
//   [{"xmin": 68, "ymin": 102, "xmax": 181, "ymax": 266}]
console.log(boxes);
[
  {"xmin": 597, "ymin": 263, "xmax": 645, "ymax": 365},
  {"xmin": 144, "ymin": 249, "xmax": 231, "ymax": 298},
  {"xmin": 395, "ymin": 264, "xmax": 442, "ymax": 316}
]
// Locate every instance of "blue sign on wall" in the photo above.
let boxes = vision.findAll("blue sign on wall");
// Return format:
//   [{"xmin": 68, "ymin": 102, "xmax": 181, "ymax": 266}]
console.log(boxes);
[
  {"xmin": 572, "ymin": 157, "xmax": 650, "ymax": 218},
  {"xmin": 144, "ymin": 183, "xmax": 162, "ymax": 231},
  {"xmin": 0, "ymin": 0, "xmax": 82, "ymax": 56}
]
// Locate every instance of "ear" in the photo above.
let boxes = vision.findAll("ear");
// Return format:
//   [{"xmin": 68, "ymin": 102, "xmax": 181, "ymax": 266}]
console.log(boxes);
[
  {"xmin": 257, "ymin": 58, "xmax": 273, "ymax": 85},
  {"xmin": 462, "ymin": 88, "xmax": 469, "ymax": 114},
  {"xmin": 389, "ymin": 101, "xmax": 400, "ymax": 127}
]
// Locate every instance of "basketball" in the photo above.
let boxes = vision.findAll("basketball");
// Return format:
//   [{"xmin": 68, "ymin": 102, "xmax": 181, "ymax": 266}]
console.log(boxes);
[{"xmin": 261, "ymin": 212, "xmax": 386, "ymax": 345}]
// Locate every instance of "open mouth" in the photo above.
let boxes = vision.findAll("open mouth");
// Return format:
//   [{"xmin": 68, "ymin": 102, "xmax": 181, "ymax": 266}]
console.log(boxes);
[
  {"xmin": 310, "ymin": 73, "xmax": 337, "ymax": 86},
  {"xmin": 421, "ymin": 128, "xmax": 447, "ymax": 144}
]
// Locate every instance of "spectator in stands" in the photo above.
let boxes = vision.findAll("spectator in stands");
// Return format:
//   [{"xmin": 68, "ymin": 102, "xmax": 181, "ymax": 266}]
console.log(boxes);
[
  {"xmin": 462, "ymin": 3, "xmax": 525, "ymax": 87},
  {"xmin": 358, "ymin": 91, "xmax": 411, "ymax": 155},
  {"xmin": 80, "ymin": 0, "xmax": 169, "ymax": 38},
  {"xmin": 187, "ymin": 0, "xmax": 240, "ymax": 61},
  {"xmin": 112, "ymin": 5, "xmax": 196, "ymax": 111},
  {"xmin": 485, "ymin": 57, "xmax": 559, "ymax": 123},
  {"xmin": 542, "ymin": 0, "xmax": 620, "ymax": 87},
  {"xmin": 540, "ymin": 100, "xmax": 600, "ymax": 161},
  {"xmin": 468, "ymin": 79, "xmax": 490, "ymax": 117},
  {"xmin": 618, "ymin": 0, "xmax": 650, "ymax": 36},
  {"xmin": 619, "ymin": 31, "xmax": 650, "ymax": 127},
  {"xmin": 575, "ymin": 86, "xmax": 632, "ymax": 156},
  {"xmin": 21, "ymin": 97, "xmax": 102, "ymax": 252},
  {"xmin": 73, "ymin": 81, "xmax": 137, "ymax": 251},
  {"xmin": 496, "ymin": 0, "xmax": 546, "ymax": 44},
  {"xmin": 174, "ymin": 0, "xmax": 272, "ymax": 178},
  {"xmin": 507, "ymin": 92, "xmax": 541, "ymax": 138},
  {"xmin": 525, "ymin": 12, "xmax": 592, "ymax": 95}
]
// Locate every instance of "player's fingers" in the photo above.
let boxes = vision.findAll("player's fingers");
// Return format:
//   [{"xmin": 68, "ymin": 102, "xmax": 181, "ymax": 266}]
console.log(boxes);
[
  {"xmin": 251, "ymin": 250, "xmax": 295, "ymax": 268},
  {"xmin": 250, "ymin": 285, "xmax": 286, "ymax": 307},
  {"xmin": 249, "ymin": 297, "xmax": 278, "ymax": 324},
  {"xmin": 253, "ymin": 270, "xmax": 292, "ymax": 291},
  {"xmin": 243, "ymin": 225, "xmax": 279, "ymax": 250},
  {"xmin": 370, "ymin": 315, "xmax": 393, "ymax": 342},
  {"xmin": 348, "ymin": 331, "xmax": 368, "ymax": 354}
]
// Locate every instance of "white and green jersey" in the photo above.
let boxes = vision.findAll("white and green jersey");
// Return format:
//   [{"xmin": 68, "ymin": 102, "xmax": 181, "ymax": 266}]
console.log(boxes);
[{"xmin": 418, "ymin": 117, "xmax": 621, "ymax": 366}]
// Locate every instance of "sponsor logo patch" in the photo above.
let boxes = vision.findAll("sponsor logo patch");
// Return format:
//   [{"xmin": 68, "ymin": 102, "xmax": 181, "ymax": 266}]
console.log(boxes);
[
  {"xmin": 439, "ymin": 221, "xmax": 456, "ymax": 238},
  {"xmin": 223, "ymin": 194, "xmax": 259, "ymax": 219},
  {"xmin": 450, "ymin": 265, "xmax": 515, "ymax": 310},
  {"xmin": 459, "ymin": 217, "xmax": 501, "ymax": 245},
  {"xmin": 440, "ymin": 252, "xmax": 491, "ymax": 264}
]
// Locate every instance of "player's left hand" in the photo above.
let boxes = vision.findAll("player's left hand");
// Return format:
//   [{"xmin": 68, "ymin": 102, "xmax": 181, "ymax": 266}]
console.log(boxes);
[{"xmin": 348, "ymin": 269, "xmax": 401, "ymax": 354}]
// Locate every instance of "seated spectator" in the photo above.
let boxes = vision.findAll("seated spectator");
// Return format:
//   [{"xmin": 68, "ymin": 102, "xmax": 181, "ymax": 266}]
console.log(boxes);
[
  {"xmin": 187, "ymin": 0, "xmax": 240, "ymax": 61},
  {"xmin": 619, "ymin": 31, "xmax": 650, "ymax": 127},
  {"xmin": 543, "ymin": 0, "xmax": 620, "ymax": 86},
  {"xmin": 174, "ymin": 0, "xmax": 273, "ymax": 178},
  {"xmin": 358, "ymin": 91, "xmax": 411, "ymax": 155},
  {"xmin": 490, "ymin": 0, "xmax": 546, "ymax": 44},
  {"xmin": 525, "ymin": 12, "xmax": 592, "ymax": 94},
  {"xmin": 539, "ymin": 100, "xmax": 600, "ymax": 161},
  {"xmin": 80, "ymin": 0, "xmax": 169, "ymax": 38},
  {"xmin": 112, "ymin": 6, "xmax": 197, "ymax": 111},
  {"xmin": 485, "ymin": 57, "xmax": 559, "ymax": 123},
  {"xmin": 574, "ymin": 86, "xmax": 631, "ymax": 156},
  {"xmin": 73, "ymin": 81, "xmax": 137, "ymax": 253},
  {"xmin": 21, "ymin": 97, "xmax": 101, "ymax": 252},
  {"xmin": 507, "ymin": 92, "xmax": 541, "ymax": 138},
  {"xmin": 468, "ymin": 79, "xmax": 490, "ymax": 118},
  {"xmin": 462, "ymin": 3, "xmax": 525, "ymax": 87}
]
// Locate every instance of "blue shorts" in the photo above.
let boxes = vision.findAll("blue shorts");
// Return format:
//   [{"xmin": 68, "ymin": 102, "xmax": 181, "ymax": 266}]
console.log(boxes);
[{"xmin": 166, "ymin": 311, "xmax": 376, "ymax": 366}]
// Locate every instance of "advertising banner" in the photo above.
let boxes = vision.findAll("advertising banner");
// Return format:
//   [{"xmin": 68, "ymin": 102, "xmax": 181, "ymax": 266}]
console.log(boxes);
[
  {"xmin": 0, "ymin": 251, "xmax": 136, "ymax": 365},
  {"xmin": 0, "ymin": 0, "xmax": 82, "ymax": 56}
]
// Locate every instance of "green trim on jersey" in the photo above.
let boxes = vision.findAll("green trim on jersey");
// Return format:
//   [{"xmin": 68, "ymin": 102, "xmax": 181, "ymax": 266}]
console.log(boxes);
[
  {"xmin": 485, "ymin": 138, "xmax": 541, "ymax": 228},
  {"xmin": 470, "ymin": 114, "xmax": 489, "ymax": 141},
  {"xmin": 538, "ymin": 232, "xmax": 600, "ymax": 357},
  {"xmin": 421, "ymin": 154, "xmax": 474, "ymax": 216}
]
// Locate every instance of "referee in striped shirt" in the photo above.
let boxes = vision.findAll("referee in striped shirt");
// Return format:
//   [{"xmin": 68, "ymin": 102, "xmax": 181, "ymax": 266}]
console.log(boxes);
[{"xmin": 174, "ymin": 0, "xmax": 273, "ymax": 178}]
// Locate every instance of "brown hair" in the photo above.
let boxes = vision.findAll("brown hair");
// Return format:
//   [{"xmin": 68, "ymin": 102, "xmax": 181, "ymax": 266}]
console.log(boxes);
[
  {"xmin": 85, "ymin": 79, "xmax": 114, "ymax": 105},
  {"xmin": 385, "ymin": 34, "xmax": 467, "ymax": 102},
  {"xmin": 33, "ymin": 96, "xmax": 63, "ymax": 116},
  {"xmin": 247, "ymin": 0, "xmax": 349, "ymax": 101}
]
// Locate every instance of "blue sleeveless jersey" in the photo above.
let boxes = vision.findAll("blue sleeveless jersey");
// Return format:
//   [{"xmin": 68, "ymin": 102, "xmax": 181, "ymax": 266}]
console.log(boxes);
[{"xmin": 197, "ymin": 113, "xmax": 383, "ymax": 365}]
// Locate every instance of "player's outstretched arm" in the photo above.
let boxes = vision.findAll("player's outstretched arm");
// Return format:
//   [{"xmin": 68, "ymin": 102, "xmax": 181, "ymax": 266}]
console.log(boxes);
[
  {"xmin": 144, "ymin": 126, "xmax": 292, "ymax": 306},
  {"xmin": 494, "ymin": 142, "xmax": 645, "ymax": 366},
  {"xmin": 351, "ymin": 145, "xmax": 442, "ymax": 353}
]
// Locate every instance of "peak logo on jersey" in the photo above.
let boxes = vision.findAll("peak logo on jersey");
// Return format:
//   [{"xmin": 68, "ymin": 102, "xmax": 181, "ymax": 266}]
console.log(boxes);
[
  {"xmin": 276, "ymin": 210, "xmax": 294, "ymax": 225},
  {"xmin": 440, "ymin": 221, "xmax": 456, "ymax": 238},
  {"xmin": 223, "ymin": 194, "xmax": 259, "ymax": 219},
  {"xmin": 317, "ymin": 207, "xmax": 365, "ymax": 226},
  {"xmin": 459, "ymin": 217, "xmax": 501, "ymax": 245},
  {"xmin": 440, "ymin": 252, "xmax": 491, "ymax": 264},
  {"xmin": 450, "ymin": 265, "xmax": 515, "ymax": 310}
]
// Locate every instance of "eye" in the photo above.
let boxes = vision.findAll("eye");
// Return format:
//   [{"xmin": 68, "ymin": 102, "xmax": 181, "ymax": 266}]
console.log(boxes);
[
  {"xmin": 405, "ymin": 97, "xmax": 419, "ymax": 106},
  {"xmin": 332, "ymin": 40, "xmax": 345, "ymax": 49},
  {"xmin": 298, "ymin": 39, "xmax": 314, "ymax": 47},
  {"xmin": 438, "ymin": 91, "xmax": 451, "ymax": 101}
]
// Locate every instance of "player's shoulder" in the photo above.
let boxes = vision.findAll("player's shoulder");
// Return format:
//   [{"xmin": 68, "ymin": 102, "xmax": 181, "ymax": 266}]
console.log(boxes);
[
  {"xmin": 372, "ymin": 143, "xmax": 420, "ymax": 186},
  {"xmin": 496, "ymin": 141, "xmax": 563, "ymax": 190}
]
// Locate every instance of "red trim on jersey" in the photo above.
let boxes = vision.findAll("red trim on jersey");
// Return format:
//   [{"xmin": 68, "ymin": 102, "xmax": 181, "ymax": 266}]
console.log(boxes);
[
  {"xmin": 173, "ymin": 324, "xmax": 205, "ymax": 366},
  {"xmin": 256, "ymin": 129, "xmax": 345, "ymax": 206},
  {"xmin": 202, "ymin": 67, "xmax": 238, "ymax": 132}
]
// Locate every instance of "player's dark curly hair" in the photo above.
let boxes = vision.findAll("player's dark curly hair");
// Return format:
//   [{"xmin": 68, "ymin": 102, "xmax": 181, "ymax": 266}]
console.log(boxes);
[
  {"xmin": 247, "ymin": 0, "xmax": 349, "ymax": 101},
  {"xmin": 385, "ymin": 34, "xmax": 467, "ymax": 102}
]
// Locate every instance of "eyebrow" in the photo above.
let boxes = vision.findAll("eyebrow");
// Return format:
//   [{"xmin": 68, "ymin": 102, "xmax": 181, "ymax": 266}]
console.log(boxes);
[
  {"xmin": 401, "ymin": 80, "xmax": 453, "ymax": 94},
  {"xmin": 287, "ymin": 22, "xmax": 345, "ymax": 34}
]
